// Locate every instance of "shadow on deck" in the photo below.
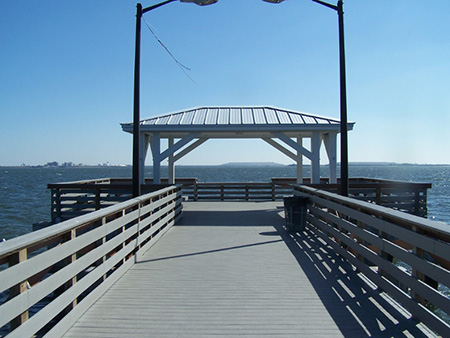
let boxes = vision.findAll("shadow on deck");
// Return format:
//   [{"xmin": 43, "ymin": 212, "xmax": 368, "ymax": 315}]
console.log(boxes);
[
  {"xmin": 175, "ymin": 202, "xmax": 434, "ymax": 337},
  {"xmin": 60, "ymin": 201, "xmax": 437, "ymax": 337}
]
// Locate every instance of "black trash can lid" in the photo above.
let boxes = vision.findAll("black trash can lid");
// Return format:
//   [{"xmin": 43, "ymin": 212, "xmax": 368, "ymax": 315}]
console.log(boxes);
[{"xmin": 283, "ymin": 196, "xmax": 308, "ymax": 206}]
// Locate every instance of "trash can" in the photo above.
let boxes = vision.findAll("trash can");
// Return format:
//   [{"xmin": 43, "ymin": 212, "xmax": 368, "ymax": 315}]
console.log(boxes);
[{"xmin": 283, "ymin": 196, "xmax": 308, "ymax": 232}]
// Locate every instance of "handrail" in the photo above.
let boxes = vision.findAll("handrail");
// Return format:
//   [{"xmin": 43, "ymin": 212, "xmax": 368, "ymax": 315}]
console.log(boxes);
[
  {"xmin": 47, "ymin": 177, "xmax": 431, "ymax": 224},
  {"xmin": 293, "ymin": 184, "xmax": 450, "ymax": 336},
  {"xmin": 275, "ymin": 177, "xmax": 431, "ymax": 217},
  {"xmin": 0, "ymin": 185, "xmax": 183, "ymax": 337}
]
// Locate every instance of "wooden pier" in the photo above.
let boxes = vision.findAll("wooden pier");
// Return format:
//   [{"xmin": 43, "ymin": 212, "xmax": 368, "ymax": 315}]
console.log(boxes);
[
  {"xmin": 1, "ymin": 184, "xmax": 449, "ymax": 337},
  {"xmin": 63, "ymin": 202, "xmax": 436, "ymax": 337}
]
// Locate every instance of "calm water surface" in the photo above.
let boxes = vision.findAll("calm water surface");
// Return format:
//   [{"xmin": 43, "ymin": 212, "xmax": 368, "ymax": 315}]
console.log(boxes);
[{"xmin": 1, "ymin": 165, "xmax": 449, "ymax": 240}]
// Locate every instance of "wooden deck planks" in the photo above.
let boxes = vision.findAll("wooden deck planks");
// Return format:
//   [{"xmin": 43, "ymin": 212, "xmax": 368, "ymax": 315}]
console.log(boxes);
[{"xmin": 63, "ymin": 201, "xmax": 436, "ymax": 337}]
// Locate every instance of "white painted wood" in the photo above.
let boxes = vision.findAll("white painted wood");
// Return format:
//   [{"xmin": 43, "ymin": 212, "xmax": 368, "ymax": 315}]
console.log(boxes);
[
  {"xmin": 173, "ymin": 138, "xmax": 208, "ymax": 162},
  {"xmin": 151, "ymin": 132, "xmax": 161, "ymax": 184},
  {"xmin": 273, "ymin": 132, "xmax": 313, "ymax": 159},
  {"xmin": 323, "ymin": 132, "xmax": 337, "ymax": 183},
  {"xmin": 159, "ymin": 133, "xmax": 197, "ymax": 161},
  {"xmin": 168, "ymin": 137, "xmax": 175, "ymax": 184},
  {"xmin": 296, "ymin": 137, "xmax": 303, "ymax": 184},
  {"xmin": 310, "ymin": 131, "xmax": 321, "ymax": 184},
  {"xmin": 262, "ymin": 138, "xmax": 297, "ymax": 161},
  {"xmin": 140, "ymin": 133, "xmax": 150, "ymax": 185}
]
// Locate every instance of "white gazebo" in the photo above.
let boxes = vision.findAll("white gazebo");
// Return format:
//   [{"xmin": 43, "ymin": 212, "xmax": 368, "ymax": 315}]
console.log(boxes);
[{"xmin": 121, "ymin": 106, "xmax": 354, "ymax": 184}]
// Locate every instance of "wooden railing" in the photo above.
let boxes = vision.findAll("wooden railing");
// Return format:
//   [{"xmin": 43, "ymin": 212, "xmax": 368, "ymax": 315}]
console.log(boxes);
[
  {"xmin": 0, "ymin": 185, "xmax": 182, "ymax": 337},
  {"xmin": 294, "ymin": 185, "xmax": 450, "ymax": 336},
  {"xmin": 48, "ymin": 179, "xmax": 291, "ymax": 222},
  {"xmin": 192, "ymin": 182, "xmax": 292, "ymax": 201},
  {"xmin": 48, "ymin": 177, "xmax": 430, "ymax": 224},
  {"xmin": 48, "ymin": 178, "xmax": 195, "ymax": 223},
  {"xmin": 274, "ymin": 177, "xmax": 431, "ymax": 217}
]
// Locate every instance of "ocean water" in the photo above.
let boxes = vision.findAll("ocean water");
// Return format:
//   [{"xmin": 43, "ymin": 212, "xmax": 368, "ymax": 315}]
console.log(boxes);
[{"xmin": 0, "ymin": 164, "xmax": 449, "ymax": 241}]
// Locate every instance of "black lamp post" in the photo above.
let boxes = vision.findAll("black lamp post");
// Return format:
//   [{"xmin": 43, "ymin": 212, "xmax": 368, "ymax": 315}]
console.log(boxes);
[
  {"xmin": 132, "ymin": 0, "xmax": 349, "ymax": 197},
  {"xmin": 265, "ymin": 0, "xmax": 349, "ymax": 196},
  {"xmin": 132, "ymin": 0, "xmax": 217, "ymax": 197}
]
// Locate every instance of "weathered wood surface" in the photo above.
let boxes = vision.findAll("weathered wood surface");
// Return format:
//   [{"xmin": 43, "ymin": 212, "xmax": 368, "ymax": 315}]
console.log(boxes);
[
  {"xmin": 63, "ymin": 202, "xmax": 436, "ymax": 337},
  {"xmin": 0, "ymin": 186, "xmax": 182, "ymax": 337}
]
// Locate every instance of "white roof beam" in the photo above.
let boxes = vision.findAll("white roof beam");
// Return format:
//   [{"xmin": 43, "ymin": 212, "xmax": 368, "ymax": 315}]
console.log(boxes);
[
  {"xmin": 263, "ymin": 138, "xmax": 297, "ymax": 162},
  {"xmin": 159, "ymin": 133, "xmax": 198, "ymax": 161},
  {"xmin": 273, "ymin": 132, "xmax": 313, "ymax": 159},
  {"xmin": 173, "ymin": 138, "xmax": 209, "ymax": 162}
]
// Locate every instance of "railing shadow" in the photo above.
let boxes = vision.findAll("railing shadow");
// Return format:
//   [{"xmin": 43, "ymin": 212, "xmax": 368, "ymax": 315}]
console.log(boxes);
[
  {"xmin": 138, "ymin": 203, "xmax": 435, "ymax": 337},
  {"xmin": 275, "ymin": 222, "xmax": 436, "ymax": 337}
]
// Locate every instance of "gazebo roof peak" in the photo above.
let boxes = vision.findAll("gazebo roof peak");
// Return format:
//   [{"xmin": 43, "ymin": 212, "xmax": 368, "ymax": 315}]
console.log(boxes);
[{"xmin": 123, "ymin": 106, "xmax": 351, "ymax": 128}]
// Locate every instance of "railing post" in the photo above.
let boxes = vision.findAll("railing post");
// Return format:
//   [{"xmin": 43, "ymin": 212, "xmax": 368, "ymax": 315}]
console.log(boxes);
[
  {"xmin": 95, "ymin": 188, "xmax": 101, "ymax": 210},
  {"xmin": 377, "ymin": 229, "xmax": 395, "ymax": 291},
  {"xmin": 245, "ymin": 185, "xmax": 249, "ymax": 201},
  {"xmin": 101, "ymin": 217, "xmax": 107, "ymax": 281},
  {"xmin": 59, "ymin": 229, "xmax": 78, "ymax": 312},
  {"xmin": 411, "ymin": 228, "xmax": 438, "ymax": 309},
  {"xmin": 413, "ymin": 189, "xmax": 421, "ymax": 216},
  {"xmin": 194, "ymin": 181, "xmax": 198, "ymax": 201},
  {"xmin": 121, "ymin": 209, "xmax": 126, "ymax": 264},
  {"xmin": 53, "ymin": 188, "xmax": 62, "ymax": 223},
  {"xmin": 271, "ymin": 182, "xmax": 276, "ymax": 201},
  {"xmin": 136, "ymin": 200, "xmax": 142, "ymax": 253},
  {"xmin": 9, "ymin": 249, "xmax": 29, "ymax": 331},
  {"xmin": 221, "ymin": 185, "xmax": 224, "ymax": 201},
  {"xmin": 376, "ymin": 186, "xmax": 382, "ymax": 205}
]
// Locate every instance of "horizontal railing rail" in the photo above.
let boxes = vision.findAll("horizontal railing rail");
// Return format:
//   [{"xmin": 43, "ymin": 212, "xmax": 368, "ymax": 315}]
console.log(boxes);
[
  {"xmin": 0, "ymin": 185, "xmax": 183, "ymax": 337},
  {"xmin": 48, "ymin": 178, "xmax": 195, "ymax": 223},
  {"xmin": 294, "ymin": 185, "xmax": 450, "ymax": 336},
  {"xmin": 274, "ymin": 177, "xmax": 431, "ymax": 217},
  {"xmin": 48, "ymin": 177, "xmax": 431, "ymax": 224},
  {"xmin": 192, "ymin": 182, "xmax": 292, "ymax": 201}
]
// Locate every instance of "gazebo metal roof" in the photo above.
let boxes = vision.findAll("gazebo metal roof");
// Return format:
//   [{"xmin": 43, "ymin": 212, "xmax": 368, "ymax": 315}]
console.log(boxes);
[
  {"xmin": 121, "ymin": 106, "xmax": 355, "ymax": 185},
  {"xmin": 121, "ymin": 106, "xmax": 351, "ymax": 138}
]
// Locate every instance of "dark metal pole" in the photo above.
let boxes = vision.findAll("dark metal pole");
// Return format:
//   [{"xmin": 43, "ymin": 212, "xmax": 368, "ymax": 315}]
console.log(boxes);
[
  {"xmin": 311, "ymin": 0, "xmax": 349, "ymax": 196},
  {"xmin": 337, "ymin": 0, "xmax": 349, "ymax": 196},
  {"xmin": 132, "ymin": 3, "xmax": 143, "ymax": 197}
]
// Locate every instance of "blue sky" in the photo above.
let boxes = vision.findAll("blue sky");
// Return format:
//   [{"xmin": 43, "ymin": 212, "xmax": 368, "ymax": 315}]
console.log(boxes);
[{"xmin": 1, "ymin": 0, "xmax": 449, "ymax": 166}]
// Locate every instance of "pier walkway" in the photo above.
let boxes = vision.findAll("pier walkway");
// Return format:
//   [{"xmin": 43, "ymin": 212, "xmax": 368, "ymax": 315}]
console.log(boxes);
[{"xmin": 62, "ymin": 202, "xmax": 434, "ymax": 337}]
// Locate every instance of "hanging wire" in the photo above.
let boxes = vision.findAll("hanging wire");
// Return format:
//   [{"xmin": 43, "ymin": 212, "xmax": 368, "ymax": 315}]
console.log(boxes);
[{"xmin": 142, "ymin": 17, "xmax": 197, "ymax": 84}]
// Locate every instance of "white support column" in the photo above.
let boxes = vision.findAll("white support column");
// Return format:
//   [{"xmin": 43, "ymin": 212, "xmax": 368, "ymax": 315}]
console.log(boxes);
[
  {"xmin": 296, "ymin": 137, "xmax": 303, "ymax": 184},
  {"xmin": 168, "ymin": 138, "xmax": 175, "ymax": 184},
  {"xmin": 140, "ymin": 133, "xmax": 150, "ymax": 185},
  {"xmin": 323, "ymin": 132, "xmax": 337, "ymax": 183},
  {"xmin": 151, "ymin": 132, "xmax": 161, "ymax": 184},
  {"xmin": 310, "ymin": 132, "xmax": 321, "ymax": 184}
]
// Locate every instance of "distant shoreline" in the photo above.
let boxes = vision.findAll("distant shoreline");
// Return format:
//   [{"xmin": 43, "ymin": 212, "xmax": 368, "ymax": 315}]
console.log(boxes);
[{"xmin": 3, "ymin": 162, "xmax": 450, "ymax": 168}]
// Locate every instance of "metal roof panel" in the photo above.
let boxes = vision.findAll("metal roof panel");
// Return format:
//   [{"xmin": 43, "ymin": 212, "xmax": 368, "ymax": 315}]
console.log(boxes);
[
  {"xmin": 230, "ymin": 108, "xmax": 241, "ymax": 124},
  {"xmin": 264, "ymin": 108, "xmax": 278, "ymax": 124},
  {"xmin": 242, "ymin": 108, "xmax": 254, "ymax": 124},
  {"xmin": 253, "ymin": 108, "xmax": 266, "ymax": 124},
  {"xmin": 125, "ymin": 106, "xmax": 352, "ymax": 133}
]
